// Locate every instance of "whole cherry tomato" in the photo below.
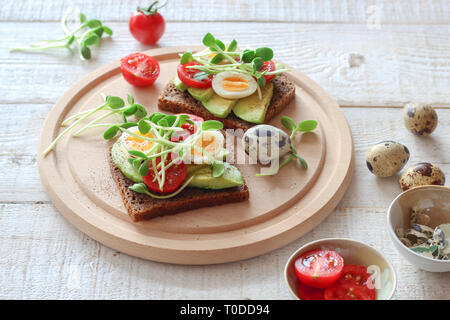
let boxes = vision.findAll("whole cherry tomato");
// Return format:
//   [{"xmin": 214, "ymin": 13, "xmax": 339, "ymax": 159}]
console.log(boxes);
[{"xmin": 129, "ymin": 1, "xmax": 166, "ymax": 45}]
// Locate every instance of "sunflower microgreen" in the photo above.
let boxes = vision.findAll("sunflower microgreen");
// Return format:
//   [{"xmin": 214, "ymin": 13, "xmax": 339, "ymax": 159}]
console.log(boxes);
[
  {"xmin": 10, "ymin": 7, "xmax": 113, "ymax": 60},
  {"xmin": 180, "ymin": 33, "xmax": 290, "ymax": 95}
]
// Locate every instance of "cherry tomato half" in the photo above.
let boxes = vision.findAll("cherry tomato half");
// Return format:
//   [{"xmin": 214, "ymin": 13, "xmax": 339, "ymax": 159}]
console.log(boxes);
[
  {"xmin": 129, "ymin": 3, "xmax": 166, "ymax": 45},
  {"xmin": 324, "ymin": 265, "xmax": 376, "ymax": 300},
  {"xmin": 121, "ymin": 53, "xmax": 160, "ymax": 87},
  {"xmin": 143, "ymin": 155, "xmax": 187, "ymax": 193},
  {"xmin": 260, "ymin": 60, "xmax": 276, "ymax": 82},
  {"xmin": 177, "ymin": 62, "xmax": 213, "ymax": 89},
  {"xmin": 297, "ymin": 280, "xmax": 325, "ymax": 300},
  {"xmin": 294, "ymin": 249, "xmax": 344, "ymax": 288}
]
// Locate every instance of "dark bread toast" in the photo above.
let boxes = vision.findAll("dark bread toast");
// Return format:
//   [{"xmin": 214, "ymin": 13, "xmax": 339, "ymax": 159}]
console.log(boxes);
[
  {"xmin": 109, "ymin": 151, "xmax": 249, "ymax": 222},
  {"xmin": 158, "ymin": 74, "xmax": 295, "ymax": 131}
]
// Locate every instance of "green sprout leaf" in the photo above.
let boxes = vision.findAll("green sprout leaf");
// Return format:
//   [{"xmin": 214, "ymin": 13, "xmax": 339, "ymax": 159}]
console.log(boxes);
[
  {"xmin": 129, "ymin": 183, "xmax": 149, "ymax": 195},
  {"xmin": 202, "ymin": 33, "xmax": 216, "ymax": 47},
  {"xmin": 210, "ymin": 39, "xmax": 225, "ymax": 51},
  {"xmin": 128, "ymin": 150, "xmax": 148, "ymax": 158},
  {"xmin": 120, "ymin": 122, "xmax": 138, "ymax": 129},
  {"xmin": 67, "ymin": 35, "xmax": 76, "ymax": 46},
  {"xmin": 257, "ymin": 75, "xmax": 266, "ymax": 88},
  {"xmin": 123, "ymin": 105, "xmax": 138, "ymax": 117},
  {"xmin": 134, "ymin": 104, "xmax": 147, "ymax": 119},
  {"xmin": 293, "ymin": 153, "xmax": 308, "ymax": 169},
  {"xmin": 138, "ymin": 119, "xmax": 151, "ymax": 134},
  {"xmin": 202, "ymin": 120, "xmax": 223, "ymax": 131},
  {"xmin": 252, "ymin": 57, "xmax": 264, "ymax": 73},
  {"xmin": 103, "ymin": 125, "xmax": 119, "ymax": 140},
  {"xmin": 241, "ymin": 49, "xmax": 255, "ymax": 63},
  {"xmin": 138, "ymin": 159, "xmax": 150, "ymax": 176},
  {"xmin": 149, "ymin": 112, "xmax": 166, "ymax": 123},
  {"xmin": 80, "ymin": 45, "xmax": 91, "ymax": 60},
  {"xmin": 281, "ymin": 116, "xmax": 296, "ymax": 131},
  {"xmin": 102, "ymin": 26, "xmax": 113, "ymax": 36},
  {"xmin": 106, "ymin": 96, "xmax": 125, "ymax": 109},
  {"xmin": 79, "ymin": 13, "xmax": 87, "ymax": 23},
  {"xmin": 297, "ymin": 120, "xmax": 318, "ymax": 132},
  {"xmin": 127, "ymin": 94, "xmax": 134, "ymax": 105},
  {"xmin": 255, "ymin": 47, "xmax": 274, "ymax": 61},
  {"xmin": 132, "ymin": 158, "xmax": 142, "ymax": 171},
  {"xmin": 180, "ymin": 50, "xmax": 193, "ymax": 64},
  {"xmin": 210, "ymin": 53, "xmax": 224, "ymax": 64},
  {"xmin": 227, "ymin": 39, "xmax": 237, "ymax": 52},
  {"xmin": 86, "ymin": 19, "xmax": 102, "ymax": 28},
  {"xmin": 84, "ymin": 33, "xmax": 99, "ymax": 46}
]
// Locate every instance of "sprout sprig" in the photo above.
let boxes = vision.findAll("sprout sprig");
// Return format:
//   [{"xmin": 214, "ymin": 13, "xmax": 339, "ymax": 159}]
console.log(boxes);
[
  {"xmin": 256, "ymin": 116, "xmax": 318, "ymax": 177},
  {"xmin": 42, "ymin": 94, "xmax": 145, "ymax": 156},
  {"xmin": 179, "ymin": 33, "xmax": 290, "ymax": 97},
  {"xmin": 10, "ymin": 7, "xmax": 113, "ymax": 60}
]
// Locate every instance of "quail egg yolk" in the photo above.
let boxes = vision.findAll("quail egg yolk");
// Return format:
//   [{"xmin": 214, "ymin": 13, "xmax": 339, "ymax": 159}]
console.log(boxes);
[
  {"xmin": 222, "ymin": 77, "xmax": 250, "ymax": 92},
  {"xmin": 125, "ymin": 130, "xmax": 154, "ymax": 152},
  {"xmin": 191, "ymin": 133, "xmax": 218, "ymax": 155}
]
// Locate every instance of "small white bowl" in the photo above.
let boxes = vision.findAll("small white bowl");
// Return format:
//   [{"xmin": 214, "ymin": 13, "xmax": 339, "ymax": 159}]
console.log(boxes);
[
  {"xmin": 387, "ymin": 185, "xmax": 450, "ymax": 272},
  {"xmin": 284, "ymin": 238, "xmax": 397, "ymax": 300}
]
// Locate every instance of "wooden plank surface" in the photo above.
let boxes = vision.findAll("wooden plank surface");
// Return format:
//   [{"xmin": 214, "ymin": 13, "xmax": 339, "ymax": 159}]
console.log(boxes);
[
  {"xmin": 1, "ymin": 0, "xmax": 449, "ymax": 300},
  {"xmin": 2, "ymin": 0, "xmax": 449, "ymax": 24},
  {"xmin": 3, "ymin": 22, "xmax": 450, "ymax": 106}
]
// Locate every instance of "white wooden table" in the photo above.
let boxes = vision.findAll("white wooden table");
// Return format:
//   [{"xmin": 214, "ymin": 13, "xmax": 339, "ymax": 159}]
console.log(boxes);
[{"xmin": 1, "ymin": 0, "xmax": 449, "ymax": 299}]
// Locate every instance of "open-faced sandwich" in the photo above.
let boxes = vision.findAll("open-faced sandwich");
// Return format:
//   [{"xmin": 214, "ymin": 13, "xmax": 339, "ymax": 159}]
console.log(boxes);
[
  {"xmin": 42, "ymin": 95, "xmax": 248, "ymax": 222},
  {"xmin": 108, "ymin": 112, "xmax": 249, "ymax": 222},
  {"xmin": 158, "ymin": 33, "xmax": 296, "ymax": 131}
]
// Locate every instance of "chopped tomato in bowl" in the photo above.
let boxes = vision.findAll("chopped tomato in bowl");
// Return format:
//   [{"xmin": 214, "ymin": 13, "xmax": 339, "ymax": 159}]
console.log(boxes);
[
  {"xmin": 284, "ymin": 239, "xmax": 396, "ymax": 300},
  {"xmin": 324, "ymin": 265, "xmax": 376, "ymax": 300},
  {"xmin": 294, "ymin": 249, "xmax": 344, "ymax": 288}
]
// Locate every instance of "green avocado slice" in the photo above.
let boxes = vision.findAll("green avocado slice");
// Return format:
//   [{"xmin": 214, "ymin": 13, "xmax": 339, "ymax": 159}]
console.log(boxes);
[
  {"xmin": 188, "ymin": 163, "xmax": 244, "ymax": 189},
  {"xmin": 173, "ymin": 75, "xmax": 188, "ymax": 92},
  {"xmin": 202, "ymin": 94, "xmax": 237, "ymax": 118},
  {"xmin": 188, "ymin": 87, "xmax": 214, "ymax": 102},
  {"xmin": 232, "ymin": 81, "xmax": 274, "ymax": 124},
  {"xmin": 111, "ymin": 138, "xmax": 143, "ymax": 183}
]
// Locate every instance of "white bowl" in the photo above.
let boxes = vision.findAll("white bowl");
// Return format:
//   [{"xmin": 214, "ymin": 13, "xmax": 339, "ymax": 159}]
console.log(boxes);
[
  {"xmin": 387, "ymin": 185, "xmax": 450, "ymax": 272},
  {"xmin": 284, "ymin": 238, "xmax": 397, "ymax": 300}
]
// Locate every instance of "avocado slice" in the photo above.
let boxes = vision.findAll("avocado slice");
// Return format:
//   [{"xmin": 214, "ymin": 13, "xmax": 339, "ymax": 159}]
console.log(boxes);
[
  {"xmin": 232, "ymin": 82, "xmax": 274, "ymax": 124},
  {"xmin": 188, "ymin": 163, "xmax": 244, "ymax": 189},
  {"xmin": 202, "ymin": 94, "xmax": 237, "ymax": 118},
  {"xmin": 173, "ymin": 75, "xmax": 188, "ymax": 92},
  {"xmin": 111, "ymin": 139, "xmax": 143, "ymax": 183},
  {"xmin": 188, "ymin": 87, "xmax": 214, "ymax": 102},
  {"xmin": 186, "ymin": 164, "xmax": 209, "ymax": 176}
]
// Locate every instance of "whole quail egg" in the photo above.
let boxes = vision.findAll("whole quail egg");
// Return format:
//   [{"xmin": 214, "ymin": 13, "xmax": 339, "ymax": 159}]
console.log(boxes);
[
  {"xmin": 399, "ymin": 162, "xmax": 445, "ymax": 191},
  {"xmin": 242, "ymin": 124, "xmax": 291, "ymax": 164},
  {"xmin": 403, "ymin": 103, "xmax": 438, "ymax": 136},
  {"xmin": 366, "ymin": 141, "xmax": 410, "ymax": 177}
]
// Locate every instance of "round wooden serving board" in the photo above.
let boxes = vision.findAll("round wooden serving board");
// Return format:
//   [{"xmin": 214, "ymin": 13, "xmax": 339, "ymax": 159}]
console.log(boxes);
[{"xmin": 37, "ymin": 47, "xmax": 354, "ymax": 265}]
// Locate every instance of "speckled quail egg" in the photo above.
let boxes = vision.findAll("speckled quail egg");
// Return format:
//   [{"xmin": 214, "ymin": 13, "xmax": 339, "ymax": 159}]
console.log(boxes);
[
  {"xmin": 366, "ymin": 141, "xmax": 410, "ymax": 177},
  {"xmin": 399, "ymin": 162, "xmax": 445, "ymax": 191},
  {"xmin": 403, "ymin": 103, "xmax": 438, "ymax": 136},
  {"xmin": 242, "ymin": 125, "xmax": 291, "ymax": 164}
]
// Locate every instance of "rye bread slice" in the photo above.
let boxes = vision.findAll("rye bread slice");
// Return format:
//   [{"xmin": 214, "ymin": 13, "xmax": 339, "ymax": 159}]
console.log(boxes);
[
  {"xmin": 109, "ymin": 152, "xmax": 249, "ymax": 222},
  {"xmin": 158, "ymin": 74, "xmax": 295, "ymax": 131}
]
